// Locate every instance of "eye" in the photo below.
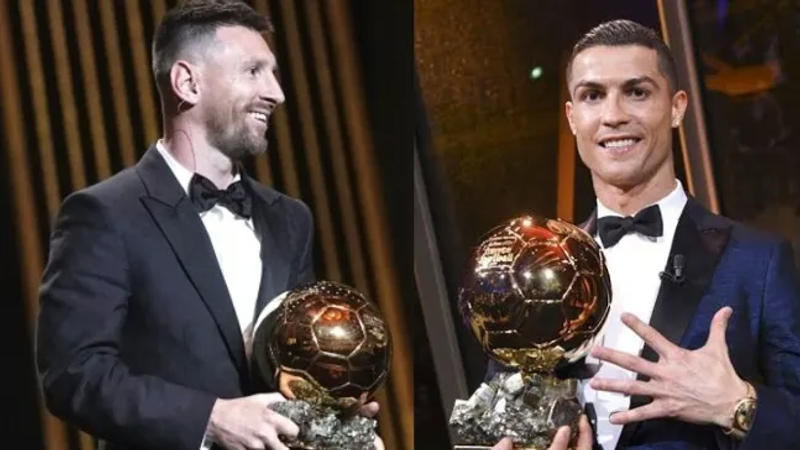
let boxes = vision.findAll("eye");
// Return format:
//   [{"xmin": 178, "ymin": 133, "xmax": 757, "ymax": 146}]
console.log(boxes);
[
  {"xmin": 581, "ymin": 89, "xmax": 603, "ymax": 102},
  {"xmin": 248, "ymin": 66, "xmax": 260, "ymax": 77},
  {"xmin": 629, "ymin": 87, "xmax": 649, "ymax": 99}
]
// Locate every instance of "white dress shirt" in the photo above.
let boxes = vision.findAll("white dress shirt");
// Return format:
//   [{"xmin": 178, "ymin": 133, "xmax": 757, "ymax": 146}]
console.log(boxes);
[
  {"xmin": 155, "ymin": 142, "xmax": 263, "ymax": 450},
  {"xmin": 581, "ymin": 179, "xmax": 687, "ymax": 450}
]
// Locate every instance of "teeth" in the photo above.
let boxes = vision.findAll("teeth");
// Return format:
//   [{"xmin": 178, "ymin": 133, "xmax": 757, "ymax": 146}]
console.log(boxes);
[
  {"xmin": 249, "ymin": 112, "xmax": 268, "ymax": 123},
  {"xmin": 603, "ymin": 138, "xmax": 637, "ymax": 148}
]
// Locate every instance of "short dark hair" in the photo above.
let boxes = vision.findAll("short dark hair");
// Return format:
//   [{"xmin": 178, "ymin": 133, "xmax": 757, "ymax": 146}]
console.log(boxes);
[
  {"xmin": 151, "ymin": 0, "xmax": 272, "ymax": 93},
  {"xmin": 566, "ymin": 19, "xmax": 679, "ymax": 92}
]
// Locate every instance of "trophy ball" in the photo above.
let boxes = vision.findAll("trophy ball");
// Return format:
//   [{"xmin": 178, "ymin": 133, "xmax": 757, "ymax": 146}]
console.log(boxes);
[
  {"xmin": 459, "ymin": 215, "xmax": 611, "ymax": 373},
  {"xmin": 262, "ymin": 281, "xmax": 391, "ymax": 405}
]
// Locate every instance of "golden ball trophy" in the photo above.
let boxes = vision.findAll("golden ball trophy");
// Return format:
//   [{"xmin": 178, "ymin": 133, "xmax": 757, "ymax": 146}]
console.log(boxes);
[
  {"xmin": 450, "ymin": 216, "xmax": 611, "ymax": 449},
  {"xmin": 252, "ymin": 281, "xmax": 391, "ymax": 450}
]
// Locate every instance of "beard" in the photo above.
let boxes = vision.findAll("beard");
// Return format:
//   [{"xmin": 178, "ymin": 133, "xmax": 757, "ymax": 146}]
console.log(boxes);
[{"xmin": 204, "ymin": 104, "xmax": 268, "ymax": 161}]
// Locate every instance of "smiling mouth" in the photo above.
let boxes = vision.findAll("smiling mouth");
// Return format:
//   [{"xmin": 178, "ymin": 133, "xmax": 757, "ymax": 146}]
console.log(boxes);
[
  {"xmin": 248, "ymin": 111, "xmax": 269, "ymax": 125},
  {"xmin": 598, "ymin": 137, "xmax": 641, "ymax": 149}
]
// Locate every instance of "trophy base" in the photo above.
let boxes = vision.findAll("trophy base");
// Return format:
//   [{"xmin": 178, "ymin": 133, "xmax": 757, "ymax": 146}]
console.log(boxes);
[
  {"xmin": 269, "ymin": 400, "xmax": 377, "ymax": 450},
  {"xmin": 453, "ymin": 445, "xmax": 556, "ymax": 450},
  {"xmin": 454, "ymin": 446, "xmax": 577, "ymax": 450},
  {"xmin": 449, "ymin": 371, "xmax": 582, "ymax": 449}
]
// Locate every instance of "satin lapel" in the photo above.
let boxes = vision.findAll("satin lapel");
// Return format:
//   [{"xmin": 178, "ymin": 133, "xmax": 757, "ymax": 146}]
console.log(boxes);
[
  {"xmin": 580, "ymin": 208, "xmax": 598, "ymax": 235},
  {"xmin": 136, "ymin": 147, "xmax": 248, "ymax": 375},
  {"xmin": 616, "ymin": 198, "xmax": 731, "ymax": 448},
  {"xmin": 249, "ymin": 180, "xmax": 292, "ymax": 317}
]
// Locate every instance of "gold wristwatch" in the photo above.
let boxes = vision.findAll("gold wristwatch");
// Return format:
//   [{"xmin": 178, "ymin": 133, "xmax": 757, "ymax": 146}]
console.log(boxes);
[{"xmin": 723, "ymin": 381, "xmax": 757, "ymax": 440}]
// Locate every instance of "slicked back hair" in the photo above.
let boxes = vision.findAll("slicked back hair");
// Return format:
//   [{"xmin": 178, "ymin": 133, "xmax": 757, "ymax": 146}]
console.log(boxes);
[
  {"xmin": 566, "ymin": 19, "xmax": 679, "ymax": 93},
  {"xmin": 151, "ymin": 0, "xmax": 272, "ymax": 96}
]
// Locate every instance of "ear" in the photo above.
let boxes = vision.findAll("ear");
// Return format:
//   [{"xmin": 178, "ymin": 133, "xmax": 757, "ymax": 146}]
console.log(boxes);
[
  {"xmin": 170, "ymin": 60, "xmax": 201, "ymax": 106},
  {"xmin": 565, "ymin": 100, "xmax": 576, "ymax": 136},
  {"xmin": 670, "ymin": 89, "xmax": 688, "ymax": 128}
]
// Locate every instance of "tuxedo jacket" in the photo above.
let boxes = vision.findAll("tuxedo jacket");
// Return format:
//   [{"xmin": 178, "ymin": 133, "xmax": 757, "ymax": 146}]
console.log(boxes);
[
  {"xmin": 488, "ymin": 198, "xmax": 800, "ymax": 449},
  {"xmin": 36, "ymin": 146, "xmax": 315, "ymax": 450}
]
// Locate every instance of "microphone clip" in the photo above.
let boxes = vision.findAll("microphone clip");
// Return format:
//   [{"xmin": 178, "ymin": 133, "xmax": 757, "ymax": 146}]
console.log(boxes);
[{"xmin": 659, "ymin": 254, "xmax": 686, "ymax": 285}]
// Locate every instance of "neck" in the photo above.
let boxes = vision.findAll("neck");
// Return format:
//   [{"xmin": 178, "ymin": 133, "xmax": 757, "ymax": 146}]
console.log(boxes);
[
  {"xmin": 162, "ymin": 119, "xmax": 237, "ymax": 189},
  {"xmin": 594, "ymin": 170, "xmax": 676, "ymax": 216}
]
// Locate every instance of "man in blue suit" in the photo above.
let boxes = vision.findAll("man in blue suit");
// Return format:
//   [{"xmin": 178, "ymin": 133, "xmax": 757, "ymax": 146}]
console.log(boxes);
[
  {"xmin": 34, "ymin": 2, "xmax": 379, "ymax": 450},
  {"xmin": 494, "ymin": 19, "xmax": 800, "ymax": 450}
]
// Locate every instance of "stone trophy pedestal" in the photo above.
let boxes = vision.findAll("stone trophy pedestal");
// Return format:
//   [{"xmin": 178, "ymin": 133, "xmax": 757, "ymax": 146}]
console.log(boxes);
[{"xmin": 450, "ymin": 372, "xmax": 582, "ymax": 450}]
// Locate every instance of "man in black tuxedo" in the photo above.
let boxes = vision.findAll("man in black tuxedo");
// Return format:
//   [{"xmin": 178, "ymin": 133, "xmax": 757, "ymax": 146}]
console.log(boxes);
[{"xmin": 35, "ymin": 2, "xmax": 382, "ymax": 450}]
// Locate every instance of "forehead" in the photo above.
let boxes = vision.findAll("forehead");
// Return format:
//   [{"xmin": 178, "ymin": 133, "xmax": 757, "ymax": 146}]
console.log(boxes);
[
  {"xmin": 209, "ymin": 25, "xmax": 275, "ymax": 64},
  {"xmin": 569, "ymin": 45, "xmax": 665, "ymax": 87}
]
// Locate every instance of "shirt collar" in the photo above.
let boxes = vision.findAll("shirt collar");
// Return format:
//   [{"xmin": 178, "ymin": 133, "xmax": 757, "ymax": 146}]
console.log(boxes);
[
  {"xmin": 155, "ymin": 139, "xmax": 242, "ymax": 195},
  {"xmin": 596, "ymin": 179, "xmax": 687, "ymax": 226}
]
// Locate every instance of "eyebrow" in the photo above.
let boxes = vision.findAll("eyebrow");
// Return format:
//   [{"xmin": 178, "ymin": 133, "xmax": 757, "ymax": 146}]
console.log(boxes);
[{"xmin": 572, "ymin": 76, "xmax": 660, "ymax": 96}]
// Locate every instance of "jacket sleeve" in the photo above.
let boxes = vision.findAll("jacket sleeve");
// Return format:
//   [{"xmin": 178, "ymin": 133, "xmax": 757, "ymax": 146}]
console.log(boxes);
[
  {"xmin": 36, "ymin": 191, "xmax": 217, "ymax": 450},
  {"xmin": 738, "ymin": 241, "xmax": 800, "ymax": 449}
]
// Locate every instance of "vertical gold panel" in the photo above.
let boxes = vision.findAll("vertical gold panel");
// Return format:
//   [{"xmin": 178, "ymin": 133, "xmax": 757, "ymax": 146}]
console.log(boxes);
[
  {"xmin": 79, "ymin": 433, "xmax": 95, "ymax": 450},
  {"xmin": 124, "ymin": 0, "xmax": 160, "ymax": 142},
  {"xmin": 303, "ymin": 2, "xmax": 369, "ymax": 291},
  {"xmin": 73, "ymin": 0, "xmax": 112, "ymax": 180},
  {"xmin": 252, "ymin": 154, "xmax": 273, "ymax": 186},
  {"xmin": 18, "ymin": 0, "xmax": 61, "ymax": 219},
  {"xmin": 46, "ymin": 0, "xmax": 87, "ymax": 189},
  {"xmin": 254, "ymin": 0, "xmax": 302, "ymax": 197},
  {"xmin": 0, "ymin": 5, "xmax": 70, "ymax": 450},
  {"xmin": 98, "ymin": 0, "xmax": 137, "ymax": 167},
  {"xmin": 324, "ymin": 1, "xmax": 413, "ymax": 448},
  {"xmin": 152, "ymin": 0, "xmax": 167, "ymax": 26},
  {"xmin": 657, "ymin": 0, "xmax": 720, "ymax": 213},
  {"xmin": 278, "ymin": 1, "xmax": 342, "ymax": 280},
  {"xmin": 271, "ymin": 108, "xmax": 302, "ymax": 197},
  {"xmin": 556, "ymin": 66, "xmax": 575, "ymax": 223}
]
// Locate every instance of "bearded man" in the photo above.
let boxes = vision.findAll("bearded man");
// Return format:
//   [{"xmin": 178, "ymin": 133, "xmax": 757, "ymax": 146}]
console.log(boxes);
[{"xmin": 35, "ymin": 2, "xmax": 380, "ymax": 450}]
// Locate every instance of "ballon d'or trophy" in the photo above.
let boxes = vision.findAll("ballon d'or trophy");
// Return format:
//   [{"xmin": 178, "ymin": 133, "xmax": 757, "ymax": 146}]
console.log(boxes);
[
  {"xmin": 450, "ymin": 215, "xmax": 611, "ymax": 449},
  {"xmin": 252, "ymin": 281, "xmax": 392, "ymax": 450}
]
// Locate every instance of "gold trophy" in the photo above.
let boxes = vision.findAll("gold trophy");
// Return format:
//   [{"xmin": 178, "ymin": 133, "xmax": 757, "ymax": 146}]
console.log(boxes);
[
  {"xmin": 252, "ymin": 281, "xmax": 391, "ymax": 449},
  {"xmin": 450, "ymin": 215, "xmax": 611, "ymax": 449}
]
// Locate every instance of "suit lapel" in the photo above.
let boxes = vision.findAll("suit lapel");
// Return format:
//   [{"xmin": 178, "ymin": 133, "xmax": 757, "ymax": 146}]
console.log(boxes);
[
  {"xmin": 616, "ymin": 198, "xmax": 731, "ymax": 447},
  {"xmin": 247, "ymin": 177, "xmax": 292, "ymax": 318},
  {"xmin": 135, "ymin": 147, "xmax": 248, "ymax": 376}
]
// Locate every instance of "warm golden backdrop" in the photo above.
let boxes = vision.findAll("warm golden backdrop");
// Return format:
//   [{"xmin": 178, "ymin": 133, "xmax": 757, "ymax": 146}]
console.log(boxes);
[{"xmin": 0, "ymin": 1, "xmax": 412, "ymax": 449}]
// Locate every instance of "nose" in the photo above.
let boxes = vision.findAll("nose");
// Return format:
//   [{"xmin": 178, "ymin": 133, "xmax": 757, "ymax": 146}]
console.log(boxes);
[
  {"xmin": 601, "ymin": 92, "xmax": 629, "ymax": 128},
  {"xmin": 261, "ymin": 71, "xmax": 285, "ymax": 109}
]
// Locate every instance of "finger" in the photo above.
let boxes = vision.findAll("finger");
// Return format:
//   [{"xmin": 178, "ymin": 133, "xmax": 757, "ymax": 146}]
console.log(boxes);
[
  {"xmin": 491, "ymin": 437, "xmax": 514, "ymax": 450},
  {"xmin": 705, "ymin": 306, "xmax": 733, "ymax": 350},
  {"xmin": 547, "ymin": 426, "xmax": 571, "ymax": 450},
  {"xmin": 261, "ymin": 392, "xmax": 288, "ymax": 405},
  {"xmin": 577, "ymin": 415, "xmax": 593, "ymax": 450},
  {"xmin": 590, "ymin": 346, "xmax": 658, "ymax": 377},
  {"xmin": 266, "ymin": 410, "xmax": 299, "ymax": 439},
  {"xmin": 360, "ymin": 401, "xmax": 380, "ymax": 418},
  {"xmin": 262, "ymin": 429, "xmax": 290, "ymax": 450},
  {"xmin": 621, "ymin": 313, "xmax": 677, "ymax": 357},
  {"xmin": 609, "ymin": 401, "xmax": 666, "ymax": 425},
  {"xmin": 590, "ymin": 377, "xmax": 661, "ymax": 397},
  {"xmin": 374, "ymin": 436, "xmax": 385, "ymax": 450}
]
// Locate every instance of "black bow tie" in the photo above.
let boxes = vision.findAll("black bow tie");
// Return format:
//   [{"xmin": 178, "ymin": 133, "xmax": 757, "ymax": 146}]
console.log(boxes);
[
  {"xmin": 597, "ymin": 204, "xmax": 663, "ymax": 248},
  {"xmin": 189, "ymin": 173, "xmax": 252, "ymax": 218}
]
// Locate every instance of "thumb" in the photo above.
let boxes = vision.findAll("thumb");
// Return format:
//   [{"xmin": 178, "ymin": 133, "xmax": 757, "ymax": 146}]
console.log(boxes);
[
  {"xmin": 548, "ymin": 426, "xmax": 571, "ymax": 450},
  {"xmin": 491, "ymin": 437, "xmax": 514, "ymax": 450},
  {"xmin": 706, "ymin": 306, "xmax": 733, "ymax": 351}
]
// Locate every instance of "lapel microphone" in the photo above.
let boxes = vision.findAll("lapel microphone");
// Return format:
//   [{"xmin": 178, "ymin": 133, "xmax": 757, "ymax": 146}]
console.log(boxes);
[{"xmin": 659, "ymin": 254, "xmax": 686, "ymax": 285}]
